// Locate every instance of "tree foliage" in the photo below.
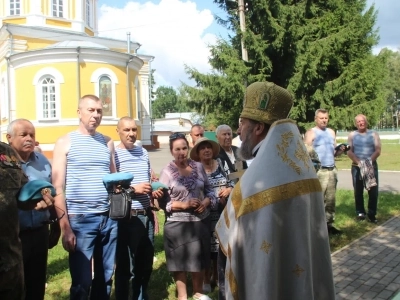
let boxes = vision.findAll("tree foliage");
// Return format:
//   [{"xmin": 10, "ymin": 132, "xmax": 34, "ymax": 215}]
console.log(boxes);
[
  {"xmin": 184, "ymin": 0, "xmax": 387, "ymax": 131},
  {"xmin": 151, "ymin": 86, "xmax": 190, "ymax": 119}
]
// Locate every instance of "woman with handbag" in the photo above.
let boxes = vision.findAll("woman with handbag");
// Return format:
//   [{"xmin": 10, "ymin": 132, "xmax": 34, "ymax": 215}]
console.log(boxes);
[
  {"xmin": 159, "ymin": 133, "xmax": 216, "ymax": 300},
  {"xmin": 190, "ymin": 137, "xmax": 234, "ymax": 294}
]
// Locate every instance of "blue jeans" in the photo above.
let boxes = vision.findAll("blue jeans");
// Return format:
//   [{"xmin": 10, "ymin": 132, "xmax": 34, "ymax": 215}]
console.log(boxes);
[
  {"xmin": 115, "ymin": 211, "xmax": 155, "ymax": 300},
  {"xmin": 351, "ymin": 163, "xmax": 379, "ymax": 217},
  {"xmin": 68, "ymin": 212, "xmax": 118, "ymax": 300}
]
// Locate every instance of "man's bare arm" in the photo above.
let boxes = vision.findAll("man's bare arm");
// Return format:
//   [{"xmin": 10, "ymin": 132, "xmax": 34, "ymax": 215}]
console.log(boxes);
[
  {"xmin": 347, "ymin": 132, "xmax": 359, "ymax": 164},
  {"xmin": 106, "ymin": 137, "xmax": 116, "ymax": 173},
  {"xmin": 52, "ymin": 134, "xmax": 75, "ymax": 252},
  {"xmin": 370, "ymin": 132, "xmax": 381, "ymax": 162},
  {"xmin": 303, "ymin": 129, "xmax": 315, "ymax": 146}
]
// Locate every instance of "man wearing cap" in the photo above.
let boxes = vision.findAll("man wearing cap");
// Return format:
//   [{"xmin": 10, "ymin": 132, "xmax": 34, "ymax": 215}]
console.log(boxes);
[
  {"xmin": 6, "ymin": 118, "xmax": 60, "ymax": 300},
  {"xmin": 114, "ymin": 116, "xmax": 163, "ymax": 300},
  {"xmin": 304, "ymin": 109, "xmax": 345, "ymax": 235},
  {"xmin": 216, "ymin": 82, "xmax": 335, "ymax": 300},
  {"xmin": 52, "ymin": 95, "xmax": 117, "ymax": 299}
]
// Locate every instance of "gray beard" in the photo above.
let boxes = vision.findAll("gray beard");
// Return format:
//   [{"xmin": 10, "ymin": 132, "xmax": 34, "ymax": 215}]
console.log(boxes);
[{"xmin": 238, "ymin": 140, "xmax": 254, "ymax": 160}]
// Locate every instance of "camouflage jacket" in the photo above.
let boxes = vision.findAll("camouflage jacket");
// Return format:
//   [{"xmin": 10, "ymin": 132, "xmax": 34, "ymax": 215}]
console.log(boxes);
[
  {"xmin": 304, "ymin": 144, "xmax": 321, "ymax": 172},
  {"xmin": 0, "ymin": 142, "xmax": 28, "ymax": 273}
]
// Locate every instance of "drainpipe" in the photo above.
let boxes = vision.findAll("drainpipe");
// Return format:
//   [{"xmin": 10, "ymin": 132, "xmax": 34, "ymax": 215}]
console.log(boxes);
[
  {"xmin": 5, "ymin": 26, "xmax": 13, "ymax": 122},
  {"xmin": 76, "ymin": 47, "xmax": 81, "ymax": 103},
  {"xmin": 6, "ymin": 57, "xmax": 12, "ymax": 122},
  {"xmin": 126, "ymin": 32, "xmax": 132, "ymax": 117},
  {"xmin": 126, "ymin": 56, "xmax": 133, "ymax": 117}
]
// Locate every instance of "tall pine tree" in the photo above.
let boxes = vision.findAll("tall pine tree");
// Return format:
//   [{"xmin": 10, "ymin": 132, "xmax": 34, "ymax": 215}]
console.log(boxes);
[{"xmin": 185, "ymin": 0, "xmax": 387, "ymax": 131}]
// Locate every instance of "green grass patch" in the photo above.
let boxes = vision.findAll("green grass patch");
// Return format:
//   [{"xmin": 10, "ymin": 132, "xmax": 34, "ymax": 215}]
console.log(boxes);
[
  {"xmin": 335, "ymin": 142, "xmax": 400, "ymax": 171},
  {"xmin": 45, "ymin": 191, "xmax": 400, "ymax": 299}
]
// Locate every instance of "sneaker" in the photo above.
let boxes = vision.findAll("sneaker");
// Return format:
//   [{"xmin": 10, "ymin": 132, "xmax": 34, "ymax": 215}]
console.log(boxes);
[
  {"xmin": 202, "ymin": 283, "xmax": 211, "ymax": 293},
  {"xmin": 328, "ymin": 225, "xmax": 342, "ymax": 235},
  {"xmin": 357, "ymin": 213, "xmax": 366, "ymax": 221}
]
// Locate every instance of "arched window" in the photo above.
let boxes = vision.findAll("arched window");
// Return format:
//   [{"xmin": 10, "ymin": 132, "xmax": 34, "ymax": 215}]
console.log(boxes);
[
  {"xmin": 99, "ymin": 76, "xmax": 113, "ymax": 117},
  {"xmin": 9, "ymin": 0, "xmax": 21, "ymax": 15},
  {"xmin": 41, "ymin": 77, "xmax": 57, "ymax": 119},
  {"xmin": 52, "ymin": 0, "xmax": 64, "ymax": 18},
  {"xmin": 86, "ymin": 0, "xmax": 92, "ymax": 28},
  {"xmin": 91, "ymin": 68, "xmax": 118, "ymax": 118},
  {"xmin": 33, "ymin": 67, "xmax": 64, "ymax": 121}
]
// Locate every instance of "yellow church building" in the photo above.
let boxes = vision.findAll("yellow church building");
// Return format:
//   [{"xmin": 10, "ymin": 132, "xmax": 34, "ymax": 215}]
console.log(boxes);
[{"xmin": 0, "ymin": 0, "xmax": 155, "ymax": 156}]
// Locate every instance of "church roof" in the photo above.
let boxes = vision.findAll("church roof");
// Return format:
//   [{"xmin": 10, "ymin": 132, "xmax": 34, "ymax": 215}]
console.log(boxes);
[{"xmin": 45, "ymin": 40, "xmax": 109, "ymax": 50}]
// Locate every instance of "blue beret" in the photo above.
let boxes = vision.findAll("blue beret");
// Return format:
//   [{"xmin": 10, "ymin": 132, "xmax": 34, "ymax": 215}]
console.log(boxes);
[
  {"xmin": 102, "ymin": 172, "xmax": 133, "ymax": 190},
  {"xmin": 335, "ymin": 143, "xmax": 351, "ymax": 152},
  {"xmin": 151, "ymin": 182, "xmax": 168, "ymax": 190},
  {"xmin": 18, "ymin": 180, "xmax": 56, "ymax": 202}
]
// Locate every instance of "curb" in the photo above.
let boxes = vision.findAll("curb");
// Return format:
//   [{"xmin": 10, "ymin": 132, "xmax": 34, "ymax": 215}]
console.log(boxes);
[{"xmin": 331, "ymin": 214, "xmax": 400, "ymax": 257}]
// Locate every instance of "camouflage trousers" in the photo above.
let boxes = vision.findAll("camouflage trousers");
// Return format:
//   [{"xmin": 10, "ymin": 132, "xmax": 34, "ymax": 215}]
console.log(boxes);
[{"xmin": 317, "ymin": 167, "xmax": 338, "ymax": 225}]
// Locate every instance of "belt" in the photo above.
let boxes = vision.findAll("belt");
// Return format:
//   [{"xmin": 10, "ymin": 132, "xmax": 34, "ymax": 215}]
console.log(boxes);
[
  {"xmin": 131, "ymin": 209, "xmax": 148, "ymax": 216},
  {"xmin": 321, "ymin": 166, "xmax": 335, "ymax": 171}
]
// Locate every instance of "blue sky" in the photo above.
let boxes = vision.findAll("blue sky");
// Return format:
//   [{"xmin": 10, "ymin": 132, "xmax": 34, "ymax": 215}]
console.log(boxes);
[{"xmin": 96, "ymin": 0, "xmax": 399, "ymax": 88}]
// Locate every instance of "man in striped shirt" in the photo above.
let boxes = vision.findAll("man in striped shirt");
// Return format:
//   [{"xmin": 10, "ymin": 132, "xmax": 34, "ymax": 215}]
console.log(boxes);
[
  {"xmin": 114, "ymin": 116, "xmax": 163, "ymax": 300},
  {"xmin": 52, "ymin": 95, "xmax": 117, "ymax": 300}
]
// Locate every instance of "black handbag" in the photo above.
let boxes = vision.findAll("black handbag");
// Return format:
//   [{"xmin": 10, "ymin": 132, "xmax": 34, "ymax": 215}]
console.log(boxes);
[{"xmin": 108, "ymin": 188, "xmax": 132, "ymax": 221}]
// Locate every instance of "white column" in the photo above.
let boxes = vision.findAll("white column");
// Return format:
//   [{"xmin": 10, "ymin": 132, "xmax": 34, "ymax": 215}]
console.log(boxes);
[{"xmin": 139, "ymin": 75, "xmax": 151, "ymax": 146}]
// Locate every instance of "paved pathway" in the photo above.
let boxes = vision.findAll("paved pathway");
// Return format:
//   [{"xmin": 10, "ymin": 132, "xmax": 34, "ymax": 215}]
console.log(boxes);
[{"xmin": 332, "ymin": 216, "xmax": 400, "ymax": 300}]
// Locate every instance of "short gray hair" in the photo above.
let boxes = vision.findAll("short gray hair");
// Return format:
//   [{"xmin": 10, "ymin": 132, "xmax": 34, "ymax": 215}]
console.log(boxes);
[
  {"xmin": 7, "ymin": 118, "xmax": 33, "ymax": 136},
  {"xmin": 315, "ymin": 108, "xmax": 328, "ymax": 116},
  {"xmin": 215, "ymin": 124, "xmax": 232, "ymax": 136}
]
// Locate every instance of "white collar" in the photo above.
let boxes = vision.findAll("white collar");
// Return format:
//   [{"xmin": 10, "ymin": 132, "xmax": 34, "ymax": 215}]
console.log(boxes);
[{"xmin": 252, "ymin": 139, "xmax": 265, "ymax": 156}]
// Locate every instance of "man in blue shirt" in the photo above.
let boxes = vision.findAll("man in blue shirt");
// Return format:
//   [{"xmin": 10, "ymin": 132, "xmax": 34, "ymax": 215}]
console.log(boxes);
[{"xmin": 7, "ymin": 118, "xmax": 60, "ymax": 300}]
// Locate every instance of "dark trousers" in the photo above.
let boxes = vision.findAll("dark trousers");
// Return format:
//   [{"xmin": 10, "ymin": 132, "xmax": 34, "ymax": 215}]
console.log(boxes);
[
  {"xmin": 351, "ymin": 164, "xmax": 379, "ymax": 217},
  {"xmin": 218, "ymin": 247, "xmax": 226, "ymax": 300},
  {"xmin": 115, "ymin": 211, "xmax": 155, "ymax": 300},
  {"xmin": 20, "ymin": 225, "xmax": 49, "ymax": 300}
]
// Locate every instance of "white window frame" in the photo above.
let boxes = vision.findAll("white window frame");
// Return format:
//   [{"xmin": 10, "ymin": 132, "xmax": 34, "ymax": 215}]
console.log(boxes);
[
  {"xmin": 90, "ymin": 68, "xmax": 118, "ymax": 119},
  {"xmin": 51, "ymin": 0, "xmax": 65, "ymax": 18},
  {"xmin": 33, "ymin": 67, "xmax": 64, "ymax": 121},
  {"xmin": 86, "ymin": 0, "xmax": 93, "ymax": 28},
  {"xmin": 135, "ymin": 76, "xmax": 140, "ymax": 120},
  {"xmin": 9, "ymin": 0, "xmax": 21, "ymax": 16}
]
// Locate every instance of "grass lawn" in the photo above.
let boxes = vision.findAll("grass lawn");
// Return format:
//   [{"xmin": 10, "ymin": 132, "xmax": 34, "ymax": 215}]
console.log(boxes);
[
  {"xmin": 44, "ymin": 190, "xmax": 400, "ymax": 300},
  {"xmin": 335, "ymin": 141, "xmax": 400, "ymax": 171}
]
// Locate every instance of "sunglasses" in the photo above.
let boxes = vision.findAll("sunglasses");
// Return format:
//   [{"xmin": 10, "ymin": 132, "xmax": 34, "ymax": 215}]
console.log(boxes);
[{"xmin": 169, "ymin": 132, "xmax": 186, "ymax": 140}]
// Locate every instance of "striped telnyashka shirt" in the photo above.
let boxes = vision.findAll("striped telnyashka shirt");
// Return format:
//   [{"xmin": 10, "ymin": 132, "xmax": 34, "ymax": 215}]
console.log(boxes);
[
  {"xmin": 65, "ymin": 131, "xmax": 111, "ymax": 214},
  {"xmin": 115, "ymin": 146, "xmax": 151, "ymax": 210}
]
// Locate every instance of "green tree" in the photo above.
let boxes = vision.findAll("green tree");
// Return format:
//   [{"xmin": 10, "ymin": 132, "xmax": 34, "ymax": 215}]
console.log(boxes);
[
  {"xmin": 185, "ymin": 0, "xmax": 387, "ymax": 131},
  {"xmin": 151, "ymin": 86, "xmax": 190, "ymax": 119}
]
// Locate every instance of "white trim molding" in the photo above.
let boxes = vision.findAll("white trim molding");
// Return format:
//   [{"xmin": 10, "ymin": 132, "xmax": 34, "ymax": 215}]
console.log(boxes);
[{"xmin": 33, "ymin": 67, "xmax": 64, "ymax": 121}]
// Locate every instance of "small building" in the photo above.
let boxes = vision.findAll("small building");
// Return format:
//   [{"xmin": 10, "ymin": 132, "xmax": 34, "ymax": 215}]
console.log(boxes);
[{"xmin": 0, "ymin": 0, "xmax": 154, "ymax": 156}]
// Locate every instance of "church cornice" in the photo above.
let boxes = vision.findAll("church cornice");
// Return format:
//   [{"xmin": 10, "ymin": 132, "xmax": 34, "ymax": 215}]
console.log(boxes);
[
  {"xmin": 1, "ymin": 23, "xmax": 141, "ymax": 52},
  {"xmin": 8, "ymin": 47, "xmax": 144, "ymax": 71}
]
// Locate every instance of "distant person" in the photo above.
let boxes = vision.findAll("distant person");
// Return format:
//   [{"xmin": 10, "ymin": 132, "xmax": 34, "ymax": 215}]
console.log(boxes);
[
  {"xmin": 216, "ymin": 81, "xmax": 335, "ymax": 300},
  {"xmin": 189, "ymin": 124, "xmax": 205, "ymax": 148},
  {"xmin": 216, "ymin": 125, "xmax": 247, "ymax": 179},
  {"xmin": 114, "ymin": 116, "xmax": 163, "ymax": 300},
  {"xmin": 52, "ymin": 95, "xmax": 117, "ymax": 299},
  {"xmin": 7, "ymin": 119, "xmax": 60, "ymax": 300},
  {"xmin": 159, "ymin": 133, "xmax": 216, "ymax": 300},
  {"xmin": 347, "ymin": 114, "xmax": 381, "ymax": 223},
  {"xmin": 304, "ymin": 109, "xmax": 345, "ymax": 235}
]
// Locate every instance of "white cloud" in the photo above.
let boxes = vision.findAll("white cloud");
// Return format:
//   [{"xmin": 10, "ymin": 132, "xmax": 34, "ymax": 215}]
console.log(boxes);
[{"xmin": 98, "ymin": 0, "xmax": 216, "ymax": 88}]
